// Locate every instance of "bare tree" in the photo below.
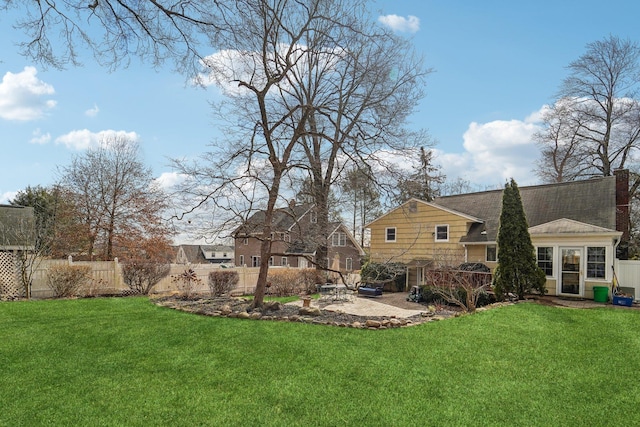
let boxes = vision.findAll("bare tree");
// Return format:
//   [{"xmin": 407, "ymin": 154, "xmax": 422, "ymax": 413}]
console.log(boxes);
[
  {"xmin": 536, "ymin": 36, "xmax": 640, "ymax": 181},
  {"xmin": 59, "ymin": 136, "xmax": 172, "ymax": 260},
  {"xmin": 534, "ymin": 100, "xmax": 589, "ymax": 183},
  {"xmin": 0, "ymin": 0, "xmax": 230, "ymax": 73},
  {"xmin": 172, "ymin": 0, "xmax": 355, "ymax": 307},
  {"xmin": 283, "ymin": 15, "xmax": 431, "ymax": 270},
  {"xmin": 338, "ymin": 164, "xmax": 382, "ymax": 247}
]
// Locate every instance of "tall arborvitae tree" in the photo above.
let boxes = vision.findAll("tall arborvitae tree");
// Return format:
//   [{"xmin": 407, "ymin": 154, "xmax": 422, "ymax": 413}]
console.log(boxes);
[{"xmin": 492, "ymin": 179, "xmax": 546, "ymax": 300}]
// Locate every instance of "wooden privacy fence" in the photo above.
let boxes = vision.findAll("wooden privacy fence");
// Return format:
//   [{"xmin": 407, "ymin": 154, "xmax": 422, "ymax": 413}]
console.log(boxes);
[{"xmin": 23, "ymin": 258, "xmax": 261, "ymax": 299}]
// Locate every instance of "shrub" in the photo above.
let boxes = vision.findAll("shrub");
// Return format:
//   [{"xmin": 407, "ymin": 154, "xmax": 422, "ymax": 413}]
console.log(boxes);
[
  {"xmin": 47, "ymin": 264, "xmax": 91, "ymax": 298},
  {"xmin": 360, "ymin": 261, "xmax": 406, "ymax": 291},
  {"xmin": 298, "ymin": 269, "xmax": 325, "ymax": 294},
  {"xmin": 265, "ymin": 268, "xmax": 322, "ymax": 296},
  {"xmin": 208, "ymin": 270, "xmax": 239, "ymax": 297},
  {"xmin": 171, "ymin": 269, "xmax": 203, "ymax": 298},
  {"xmin": 122, "ymin": 261, "xmax": 170, "ymax": 295}
]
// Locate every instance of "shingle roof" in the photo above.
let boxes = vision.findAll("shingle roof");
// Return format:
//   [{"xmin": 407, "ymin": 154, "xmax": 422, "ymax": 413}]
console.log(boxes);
[
  {"xmin": 433, "ymin": 176, "xmax": 616, "ymax": 243},
  {"xmin": 235, "ymin": 203, "xmax": 314, "ymax": 235},
  {"xmin": 176, "ymin": 245, "xmax": 208, "ymax": 263}
]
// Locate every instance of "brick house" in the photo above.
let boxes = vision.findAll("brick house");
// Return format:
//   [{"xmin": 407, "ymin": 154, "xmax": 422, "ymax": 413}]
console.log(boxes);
[{"xmin": 233, "ymin": 202, "xmax": 364, "ymax": 272}]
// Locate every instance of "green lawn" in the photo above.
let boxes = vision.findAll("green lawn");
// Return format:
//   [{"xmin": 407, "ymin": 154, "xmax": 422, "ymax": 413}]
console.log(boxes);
[{"xmin": 1, "ymin": 298, "xmax": 639, "ymax": 426}]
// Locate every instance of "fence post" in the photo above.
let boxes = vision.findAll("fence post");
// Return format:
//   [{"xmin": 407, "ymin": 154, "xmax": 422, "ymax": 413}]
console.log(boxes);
[{"xmin": 113, "ymin": 257, "xmax": 120, "ymax": 292}]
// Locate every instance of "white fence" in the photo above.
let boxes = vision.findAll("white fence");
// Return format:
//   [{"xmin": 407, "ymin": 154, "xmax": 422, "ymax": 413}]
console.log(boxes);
[
  {"xmin": 616, "ymin": 260, "xmax": 640, "ymax": 300},
  {"xmin": 26, "ymin": 258, "xmax": 261, "ymax": 299}
]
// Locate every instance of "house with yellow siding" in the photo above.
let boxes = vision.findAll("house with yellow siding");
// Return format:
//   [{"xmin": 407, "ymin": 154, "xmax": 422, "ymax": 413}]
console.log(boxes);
[{"xmin": 366, "ymin": 170, "xmax": 630, "ymax": 299}]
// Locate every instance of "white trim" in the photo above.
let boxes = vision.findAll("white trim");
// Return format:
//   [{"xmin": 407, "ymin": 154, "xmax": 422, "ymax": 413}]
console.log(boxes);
[
  {"xmin": 364, "ymin": 197, "xmax": 483, "ymax": 228},
  {"xmin": 434, "ymin": 224, "xmax": 449, "ymax": 242},
  {"xmin": 385, "ymin": 227, "xmax": 397, "ymax": 242}
]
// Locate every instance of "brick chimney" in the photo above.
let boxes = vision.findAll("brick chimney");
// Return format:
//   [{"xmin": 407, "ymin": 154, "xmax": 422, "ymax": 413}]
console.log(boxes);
[{"xmin": 615, "ymin": 169, "xmax": 630, "ymax": 258}]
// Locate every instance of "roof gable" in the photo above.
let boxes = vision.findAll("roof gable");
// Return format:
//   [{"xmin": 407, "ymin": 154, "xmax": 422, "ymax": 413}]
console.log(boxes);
[
  {"xmin": 365, "ymin": 197, "xmax": 482, "ymax": 228},
  {"xmin": 529, "ymin": 218, "xmax": 619, "ymax": 236}
]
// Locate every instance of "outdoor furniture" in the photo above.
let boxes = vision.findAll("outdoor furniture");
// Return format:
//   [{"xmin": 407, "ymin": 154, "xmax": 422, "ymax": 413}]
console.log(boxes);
[
  {"xmin": 317, "ymin": 284, "xmax": 352, "ymax": 303},
  {"xmin": 357, "ymin": 284, "xmax": 383, "ymax": 297}
]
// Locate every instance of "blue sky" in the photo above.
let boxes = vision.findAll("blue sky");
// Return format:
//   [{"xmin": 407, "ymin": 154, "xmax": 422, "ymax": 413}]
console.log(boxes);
[{"xmin": 1, "ymin": 0, "xmax": 639, "ymax": 205}]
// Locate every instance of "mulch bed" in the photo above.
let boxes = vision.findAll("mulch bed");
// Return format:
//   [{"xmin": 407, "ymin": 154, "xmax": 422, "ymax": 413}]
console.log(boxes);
[{"xmin": 152, "ymin": 295, "xmax": 461, "ymax": 329}]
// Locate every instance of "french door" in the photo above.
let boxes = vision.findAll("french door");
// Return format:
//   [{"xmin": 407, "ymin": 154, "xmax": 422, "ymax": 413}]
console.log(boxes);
[{"xmin": 560, "ymin": 248, "xmax": 582, "ymax": 295}]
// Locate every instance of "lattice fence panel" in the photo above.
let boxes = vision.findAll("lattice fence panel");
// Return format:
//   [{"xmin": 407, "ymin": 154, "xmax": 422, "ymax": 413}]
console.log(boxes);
[{"xmin": 0, "ymin": 251, "xmax": 22, "ymax": 298}]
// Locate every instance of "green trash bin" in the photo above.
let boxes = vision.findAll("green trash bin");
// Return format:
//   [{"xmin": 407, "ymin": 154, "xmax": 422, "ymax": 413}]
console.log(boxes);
[{"xmin": 593, "ymin": 286, "xmax": 609, "ymax": 303}]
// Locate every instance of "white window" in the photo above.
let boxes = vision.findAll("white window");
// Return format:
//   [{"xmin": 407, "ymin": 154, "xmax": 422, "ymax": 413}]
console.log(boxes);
[
  {"xmin": 252, "ymin": 256, "xmax": 261, "ymax": 267},
  {"xmin": 537, "ymin": 247, "xmax": 553, "ymax": 276},
  {"xmin": 310, "ymin": 211, "xmax": 317, "ymax": 223},
  {"xmin": 239, "ymin": 255, "xmax": 244, "ymax": 266},
  {"xmin": 486, "ymin": 245, "xmax": 497, "ymax": 262},
  {"xmin": 332, "ymin": 232, "xmax": 347, "ymax": 247},
  {"xmin": 346, "ymin": 258, "xmax": 353, "ymax": 271},
  {"xmin": 268, "ymin": 256, "xmax": 274, "ymax": 266},
  {"xmin": 243, "ymin": 238, "xmax": 248, "ymax": 245},
  {"xmin": 281, "ymin": 257, "xmax": 288, "ymax": 267},
  {"xmin": 435, "ymin": 225, "xmax": 449, "ymax": 242},
  {"xmin": 385, "ymin": 227, "xmax": 397, "ymax": 242},
  {"xmin": 587, "ymin": 247, "xmax": 606, "ymax": 279}
]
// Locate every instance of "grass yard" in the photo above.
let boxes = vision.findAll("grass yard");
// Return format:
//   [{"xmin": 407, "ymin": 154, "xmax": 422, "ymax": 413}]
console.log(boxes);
[{"xmin": 1, "ymin": 297, "xmax": 640, "ymax": 426}]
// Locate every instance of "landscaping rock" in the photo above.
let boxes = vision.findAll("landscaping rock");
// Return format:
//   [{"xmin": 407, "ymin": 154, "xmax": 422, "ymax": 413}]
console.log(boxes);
[
  {"xmin": 365, "ymin": 319, "xmax": 381, "ymax": 328},
  {"xmin": 298, "ymin": 306, "xmax": 321, "ymax": 316}
]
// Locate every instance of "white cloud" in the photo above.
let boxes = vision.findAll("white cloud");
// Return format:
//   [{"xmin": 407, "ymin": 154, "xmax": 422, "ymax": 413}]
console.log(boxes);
[
  {"xmin": 29, "ymin": 128, "xmax": 51, "ymax": 145},
  {"xmin": 85, "ymin": 104, "xmax": 100, "ymax": 117},
  {"xmin": 155, "ymin": 172, "xmax": 189, "ymax": 190},
  {"xmin": 437, "ymin": 108, "xmax": 546, "ymax": 189},
  {"xmin": 378, "ymin": 14, "xmax": 420, "ymax": 33},
  {"xmin": 0, "ymin": 191, "xmax": 17, "ymax": 204},
  {"xmin": 54, "ymin": 129, "xmax": 140, "ymax": 150},
  {"xmin": 0, "ymin": 66, "xmax": 57, "ymax": 121}
]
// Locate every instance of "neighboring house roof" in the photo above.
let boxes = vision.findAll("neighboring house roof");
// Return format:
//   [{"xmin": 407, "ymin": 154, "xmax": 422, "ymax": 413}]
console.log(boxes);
[
  {"xmin": 234, "ymin": 202, "xmax": 314, "ymax": 235},
  {"xmin": 174, "ymin": 244, "xmax": 235, "ymax": 264},
  {"xmin": 175, "ymin": 245, "xmax": 208, "ymax": 263},
  {"xmin": 433, "ymin": 176, "xmax": 617, "ymax": 243},
  {"xmin": 0, "ymin": 205, "xmax": 36, "ymax": 250},
  {"xmin": 201, "ymin": 245, "xmax": 234, "ymax": 254}
]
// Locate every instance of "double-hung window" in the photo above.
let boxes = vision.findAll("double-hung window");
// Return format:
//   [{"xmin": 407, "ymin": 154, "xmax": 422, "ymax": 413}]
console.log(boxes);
[
  {"xmin": 435, "ymin": 225, "xmax": 449, "ymax": 242},
  {"xmin": 587, "ymin": 247, "xmax": 606, "ymax": 279},
  {"xmin": 537, "ymin": 247, "xmax": 553, "ymax": 276},
  {"xmin": 385, "ymin": 227, "xmax": 396, "ymax": 242},
  {"xmin": 332, "ymin": 232, "xmax": 346, "ymax": 247},
  {"xmin": 486, "ymin": 245, "xmax": 497, "ymax": 262}
]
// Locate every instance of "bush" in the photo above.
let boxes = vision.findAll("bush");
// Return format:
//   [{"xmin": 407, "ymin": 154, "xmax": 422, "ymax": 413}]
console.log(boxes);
[
  {"xmin": 418, "ymin": 285, "xmax": 495, "ymax": 309},
  {"xmin": 360, "ymin": 261, "xmax": 406, "ymax": 291},
  {"xmin": 171, "ymin": 269, "xmax": 203, "ymax": 298},
  {"xmin": 208, "ymin": 270, "xmax": 239, "ymax": 297},
  {"xmin": 266, "ymin": 268, "xmax": 322, "ymax": 296},
  {"xmin": 122, "ymin": 261, "xmax": 170, "ymax": 295},
  {"xmin": 47, "ymin": 264, "xmax": 91, "ymax": 298}
]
